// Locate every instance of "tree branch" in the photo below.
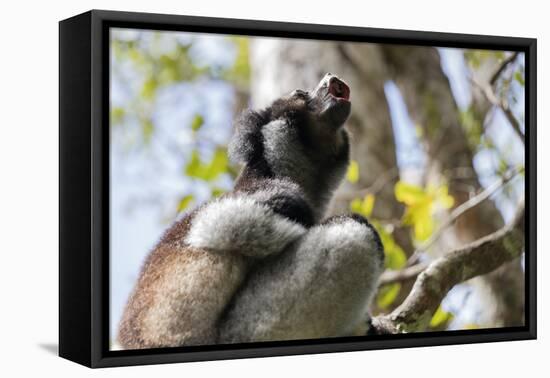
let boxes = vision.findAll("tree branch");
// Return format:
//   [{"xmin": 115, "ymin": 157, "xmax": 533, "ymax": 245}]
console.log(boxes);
[
  {"xmin": 379, "ymin": 262, "xmax": 429, "ymax": 286},
  {"xmin": 471, "ymin": 77, "xmax": 525, "ymax": 144},
  {"xmin": 490, "ymin": 52, "xmax": 519, "ymax": 86},
  {"xmin": 407, "ymin": 168, "xmax": 521, "ymax": 266},
  {"xmin": 373, "ymin": 200, "xmax": 525, "ymax": 333}
]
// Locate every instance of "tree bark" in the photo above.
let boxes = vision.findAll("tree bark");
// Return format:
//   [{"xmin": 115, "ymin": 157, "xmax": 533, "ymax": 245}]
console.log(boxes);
[
  {"xmin": 381, "ymin": 46, "xmax": 524, "ymax": 327},
  {"xmin": 373, "ymin": 201, "xmax": 524, "ymax": 333}
]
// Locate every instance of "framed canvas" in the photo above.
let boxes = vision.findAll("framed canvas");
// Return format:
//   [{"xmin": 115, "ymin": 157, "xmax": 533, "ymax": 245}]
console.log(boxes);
[{"xmin": 59, "ymin": 9, "xmax": 536, "ymax": 368}]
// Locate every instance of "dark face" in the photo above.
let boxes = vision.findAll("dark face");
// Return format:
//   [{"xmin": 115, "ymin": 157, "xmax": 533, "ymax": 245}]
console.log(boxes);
[
  {"xmin": 309, "ymin": 73, "xmax": 352, "ymax": 127},
  {"xmin": 270, "ymin": 73, "xmax": 352, "ymax": 132}
]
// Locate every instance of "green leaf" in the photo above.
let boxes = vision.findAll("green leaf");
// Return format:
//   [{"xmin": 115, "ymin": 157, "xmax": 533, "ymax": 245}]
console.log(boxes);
[
  {"xmin": 211, "ymin": 188, "xmax": 225, "ymax": 198},
  {"xmin": 185, "ymin": 150, "xmax": 203, "ymax": 178},
  {"xmin": 128, "ymin": 45, "xmax": 144, "ymax": 64},
  {"xmin": 159, "ymin": 54, "xmax": 183, "ymax": 84},
  {"xmin": 223, "ymin": 37, "xmax": 251, "ymax": 86},
  {"xmin": 142, "ymin": 119, "xmax": 154, "ymax": 144},
  {"xmin": 141, "ymin": 77, "xmax": 158, "ymax": 100},
  {"xmin": 370, "ymin": 221, "xmax": 406, "ymax": 270},
  {"xmin": 464, "ymin": 50, "xmax": 502, "ymax": 69},
  {"xmin": 110, "ymin": 107, "xmax": 125, "ymax": 125},
  {"xmin": 430, "ymin": 305, "xmax": 454, "ymax": 328},
  {"xmin": 191, "ymin": 114, "xmax": 204, "ymax": 132},
  {"xmin": 514, "ymin": 71, "xmax": 525, "ymax": 87},
  {"xmin": 205, "ymin": 148, "xmax": 228, "ymax": 180},
  {"xmin": 460, "ymin": 107, "xmax": 483, "ymax": 149},
  {"xmin": 177, "ymin": 195, "xmax": 195, "ymax": 212},
  {"xmin": 377, "ymin": 283, "xmax": 401, "ymax": 309},
  {"xmin": 385, "ymin": 244, "xmax": 407, "ymax": 270},
  {"xmin": 185, "ymin": 148, "xmax": 229, "ymax": 181},
  {"xmin": 380, "ymin": 229, "xmax": 406, "ymax": 269},
  {"xmin": 346, "ymin": 160, "xmax": 360, "ymax": 184}
]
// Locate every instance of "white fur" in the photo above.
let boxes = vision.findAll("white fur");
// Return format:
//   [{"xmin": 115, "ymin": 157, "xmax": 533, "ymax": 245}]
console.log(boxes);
[
  {"xmin": 185, "ymin": 196, "xmax": 306, "ymax": 258},
  {"xmin": 219, "ymin": 217, "xmax": 384, "ymax": 343}
]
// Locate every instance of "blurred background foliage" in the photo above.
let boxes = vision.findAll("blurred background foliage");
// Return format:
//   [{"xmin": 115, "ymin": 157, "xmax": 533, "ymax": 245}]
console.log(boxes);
[
  {"xmin": 111, "ymin": 31, "xmax": 249, "ymax": 219},
  {"xmin": 110, "ymin": 28, "xmax": 525, "ymax": 339}
]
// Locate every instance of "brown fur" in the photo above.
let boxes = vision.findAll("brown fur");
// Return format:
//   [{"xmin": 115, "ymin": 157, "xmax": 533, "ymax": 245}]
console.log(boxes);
[{"xmin": 118, "ymin": 210, "xmax": 249, "ymax": 348}]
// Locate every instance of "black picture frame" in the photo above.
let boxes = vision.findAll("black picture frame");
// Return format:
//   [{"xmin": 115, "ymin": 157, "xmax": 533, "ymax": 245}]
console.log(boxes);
[{"xmin": 59, "ymin": 9, "xmax": 537, "ymax": 368}]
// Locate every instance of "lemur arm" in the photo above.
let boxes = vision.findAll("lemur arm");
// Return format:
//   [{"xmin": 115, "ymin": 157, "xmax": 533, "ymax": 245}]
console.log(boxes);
[
  {"xmin": 184, "ymin": 195, "xmax": 308, "ymax": 258},
  {"xmin": 262, "ymin": 193, "xmax": 314, "ymax": 228}
]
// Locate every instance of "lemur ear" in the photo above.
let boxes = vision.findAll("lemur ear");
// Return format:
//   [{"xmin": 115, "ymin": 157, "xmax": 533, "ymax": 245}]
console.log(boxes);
[{"xmin": 228, "ymin": 109, "xmax": 268, "ymax": 164}]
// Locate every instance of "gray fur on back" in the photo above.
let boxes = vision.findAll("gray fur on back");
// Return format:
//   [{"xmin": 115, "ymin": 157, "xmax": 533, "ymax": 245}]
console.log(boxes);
[{"xmin": 219, "ymin": 216, "xmax": 384, "ymax": 343}]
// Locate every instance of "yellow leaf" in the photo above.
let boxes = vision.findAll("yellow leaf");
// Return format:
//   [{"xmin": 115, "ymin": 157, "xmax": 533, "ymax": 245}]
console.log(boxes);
[
  {"xmin": 350, "ymin": 194, "xmax": 375, "ymax": 217},
  {"xmin": 412, "ymin": 205, "xmax": 435, "ymax": 241},
  {"xmin": 346, "ymin": 160, "xmax": 360, "ymax": 184},
  {"xmin": 430, "ymin": 305, "xmax": 454, "ymax": 328},
  {"xmin": 397, "ymin": 181, "xmax": 455, "ymax": 242},
  {"xmin": 395, "ymin": 181, "xmax": 426, "ymax": 205},
  {"xmin": 350, "ymin": 198, "xmax": 363, "ymax": 214},
  {"xmin": 436, "ymin": 185, "xmax": 455, "ymax": 209},
  {"xmin": 361, "ymin": 194, "xmax": 375, "ymax": 217}
]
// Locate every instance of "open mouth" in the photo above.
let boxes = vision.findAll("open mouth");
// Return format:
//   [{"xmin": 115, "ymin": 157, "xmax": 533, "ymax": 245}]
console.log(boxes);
[
  {"xmin": 328, "ymin": 77, "xmax": 350, "ymax": 101},
  {"xmin": 311, "ymin": 74, "xmax": 352, "ymax": 127}
]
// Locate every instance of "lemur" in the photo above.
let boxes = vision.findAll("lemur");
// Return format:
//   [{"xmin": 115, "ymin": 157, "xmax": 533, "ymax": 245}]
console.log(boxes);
[{"xmin": 118, "ymin": 73, "xmax": 385, "ymax": 348}]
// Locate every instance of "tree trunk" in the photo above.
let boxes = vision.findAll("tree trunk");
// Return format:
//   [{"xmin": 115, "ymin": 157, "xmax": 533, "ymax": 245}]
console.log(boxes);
[{"xmin": 381, "ymin": 45, "xmax": 524, "ymax": 327}]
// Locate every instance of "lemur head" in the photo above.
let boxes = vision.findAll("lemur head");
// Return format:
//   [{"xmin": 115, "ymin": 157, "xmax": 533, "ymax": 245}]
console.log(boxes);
[{"xmin": 230, "ymin": 73, "xmax": 352, "ymax": 203}]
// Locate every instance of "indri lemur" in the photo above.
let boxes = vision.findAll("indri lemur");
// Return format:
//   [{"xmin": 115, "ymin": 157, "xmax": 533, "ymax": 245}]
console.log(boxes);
[{"xmin": 118, "ymin": 74, "xmax": 384, "ymax": 348}]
